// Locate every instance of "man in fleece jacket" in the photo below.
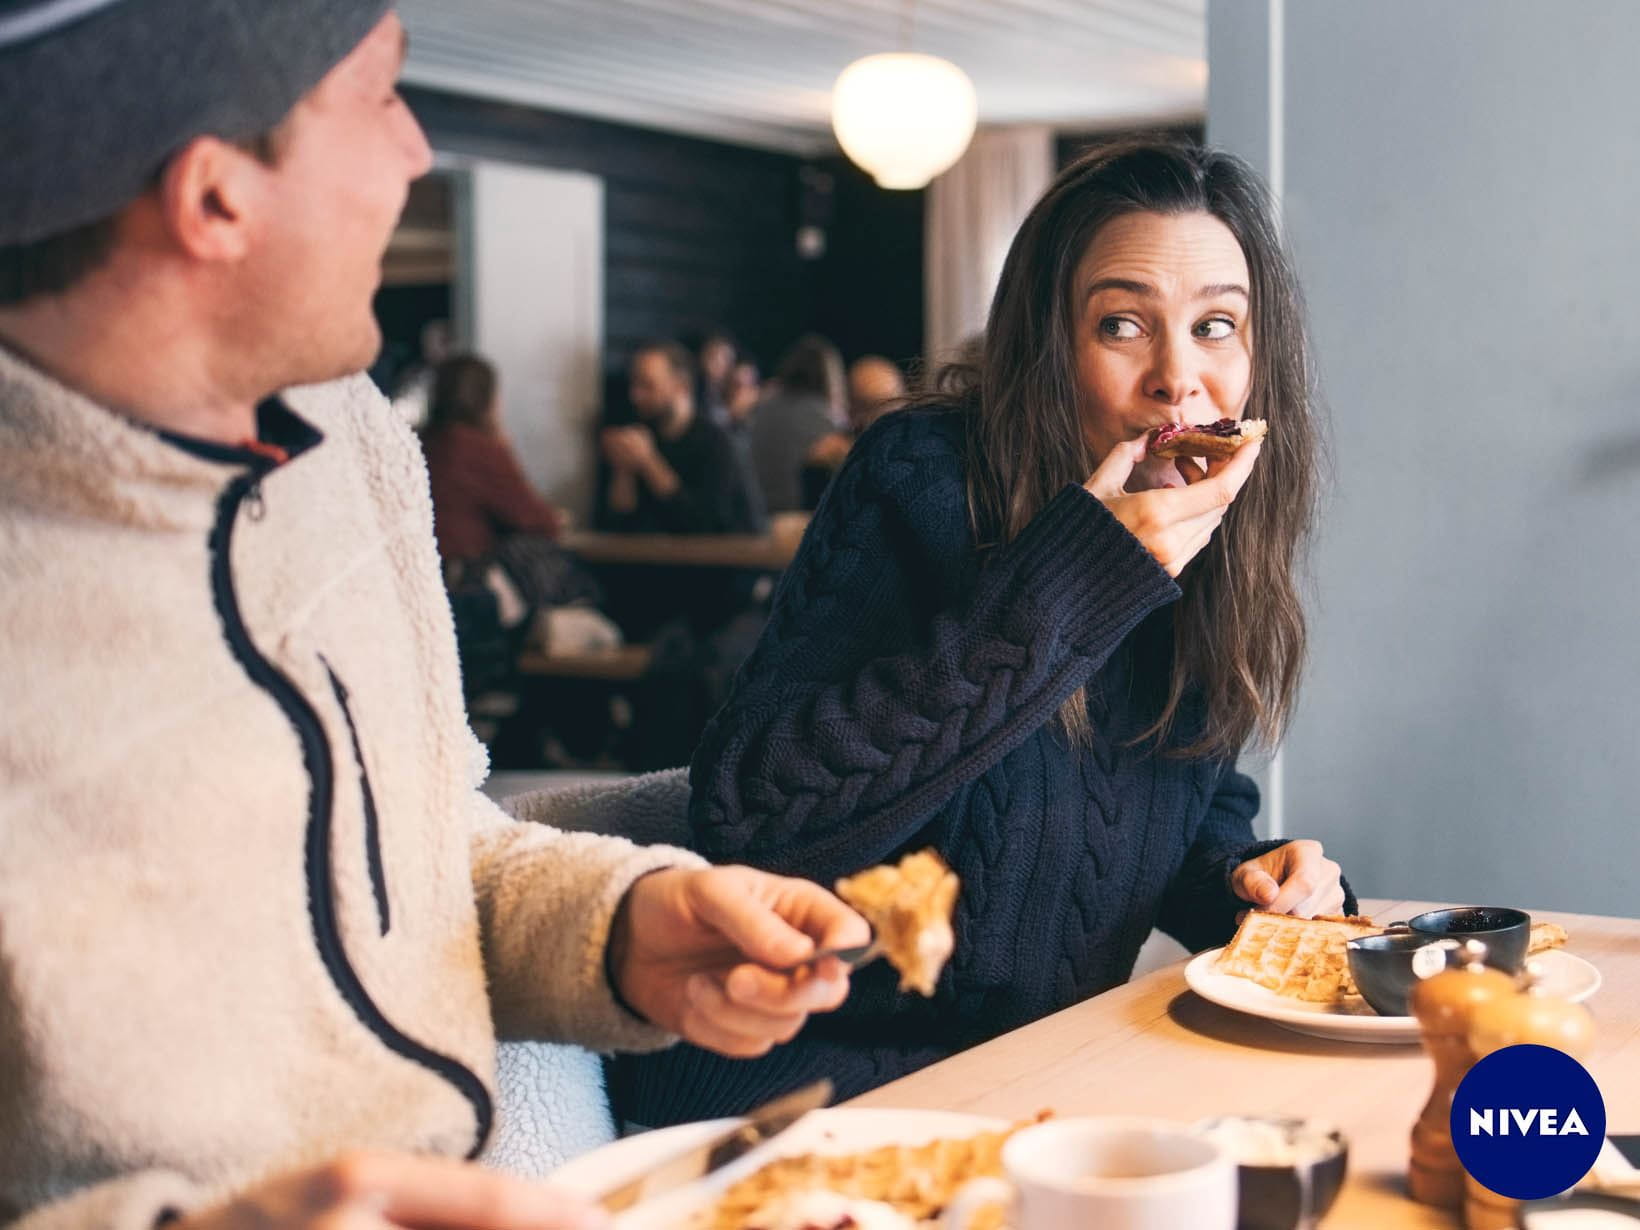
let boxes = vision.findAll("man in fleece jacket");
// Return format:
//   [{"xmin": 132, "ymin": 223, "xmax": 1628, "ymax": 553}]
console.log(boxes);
[{"xmin": 0, "ymin": 6, "xmax": 868, "ymax": 1230}]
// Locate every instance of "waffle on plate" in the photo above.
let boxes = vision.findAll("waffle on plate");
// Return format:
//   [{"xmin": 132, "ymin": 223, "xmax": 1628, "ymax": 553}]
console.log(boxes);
[
  {"xmin": 715, "ymin": 1117, "xmax": 1046, "ymax": 1230},
  {"xmin": 1215, "ymin": 910, "xmax": 1380, "ymax": 1002}
]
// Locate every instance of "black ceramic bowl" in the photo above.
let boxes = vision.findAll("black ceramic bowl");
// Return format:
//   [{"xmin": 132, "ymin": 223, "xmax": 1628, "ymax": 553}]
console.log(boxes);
[
  {"xmin": 1346, "ymin": 931, "xmax": 1450, "ymax": 1017},
  {"xmin": 1194, "ymin": 1116, "xmax": 1348, "ymax": 1230},
  {"xmin": 1405, "ymin": 906, "xmax": 1531, "ymax": 973}
]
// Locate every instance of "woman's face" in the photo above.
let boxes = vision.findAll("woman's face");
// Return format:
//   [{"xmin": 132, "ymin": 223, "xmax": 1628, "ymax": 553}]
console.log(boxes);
[{"xmin": 1072, "ymin": 210, "xmax": 1253, "ymax": 492}]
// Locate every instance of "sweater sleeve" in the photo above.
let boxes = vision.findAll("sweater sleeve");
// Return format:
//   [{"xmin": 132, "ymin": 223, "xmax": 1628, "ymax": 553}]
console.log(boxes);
[
  {"xmin": 1155, "ymin": 762, "xmax": 1359, "ymax": 952},
  {"xmin": 2, "ymin": 1171, "xmax": 203, "ymax": 1230},
  {"xmin": 689, "ymin": 426, "xmax": 1181, "ymax": 884},
  {"xmin": 464, "ymin": 737, "xmax": 707, "ymax": 1050},
  {"xmin": 475, "ymin": 435, "xmax": 562, "ymax": 538}
]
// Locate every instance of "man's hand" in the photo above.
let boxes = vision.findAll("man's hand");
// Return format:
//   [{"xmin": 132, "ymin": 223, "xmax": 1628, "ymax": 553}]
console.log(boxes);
[
  {"xmin": 600, "ymin": 425, "xmax": 654, "ymax": 472},
  {"xmin": 1230, "ymin": 839, "xmax": 1345, "ymax": 918},
  {"xmin": 608, "ymin": 866, "xmax": 871, "ymax": 1058},
  {"xmin": 172, "ymin": 1153, "xmax": 608, "ymax": 1230},
  {"xmin": 805, "ymin": 431, "xmax": 853, "ymax": 470}
]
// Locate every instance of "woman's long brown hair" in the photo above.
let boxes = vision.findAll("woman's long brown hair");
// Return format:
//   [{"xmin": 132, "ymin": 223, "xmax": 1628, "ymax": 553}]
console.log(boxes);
[{"xmin": 921, "ymin": 138, "xmax": 1319, "ymax": 758}]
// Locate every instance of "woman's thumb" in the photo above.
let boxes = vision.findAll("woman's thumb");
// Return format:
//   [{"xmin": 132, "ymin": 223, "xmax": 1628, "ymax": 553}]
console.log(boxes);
[{"xmin": 1233, "ymin": 864, "xmax": 1281, "ymax": 906}]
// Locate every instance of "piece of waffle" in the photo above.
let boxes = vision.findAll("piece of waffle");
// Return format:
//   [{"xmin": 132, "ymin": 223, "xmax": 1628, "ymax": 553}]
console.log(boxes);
[
  {"xmin": 1529, "ymin": 920, "xmax": 1569, "ymax": 954},
  {"xmin": 714, "ymin": 1116, "xmax": 1047, "ymax": 1230},
  {"xmin": 835, "ymin": 850, "xmax": 959, "ymax": 997},
  {"xmin": 1216, "ymin": 911, "xmax": 1380, "ymax": 1003},
  {"xmin": 1149, "ymin": 417, "xmax": 1268, "ymax": 460}
]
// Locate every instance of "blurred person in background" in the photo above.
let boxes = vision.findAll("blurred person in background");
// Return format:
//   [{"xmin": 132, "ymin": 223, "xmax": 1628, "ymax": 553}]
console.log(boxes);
[
  {"xmin": 845, "ymin": 354, "xmax": 908, "ymax": 435},
  {"xmin": 801, "ymin": 355, "xmax": 909, "ymax": 506},
  {"xmin": 725, "ymin": 355, "xmax": 762, "ymax": 427},
  {"xmin": 387, "ymin": 316, "xmax": 451, "ymax": 426},
  {"xmin": 421, "ymin": 353, "xmax": 563, "ymax": 562},
  {"xmin": 747, "ymin": 333, "xmax": 846, "ymax": 514},
  {"xmin": 0, "ymin": 7, "xmax": 869, "ymax": 1229},
  {"xmin": 696, "ymin": 328, "xmax": 737, "ymax": 428},
  {"xmin": 598, "ymin": 340, "xmax": 762, "ymax": 536}
]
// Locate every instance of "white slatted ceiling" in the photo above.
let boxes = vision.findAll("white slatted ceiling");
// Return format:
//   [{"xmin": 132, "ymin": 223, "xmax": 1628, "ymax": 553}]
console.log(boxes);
[{"xmin": 398, "ymin": 0, "xmax": 1205, "ymax": 153}]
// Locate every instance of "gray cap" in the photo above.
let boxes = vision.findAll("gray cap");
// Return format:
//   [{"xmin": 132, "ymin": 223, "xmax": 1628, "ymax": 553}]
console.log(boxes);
[{"xmin": 0, "ymin": 0, "xmax": 393, "ymax": 245}]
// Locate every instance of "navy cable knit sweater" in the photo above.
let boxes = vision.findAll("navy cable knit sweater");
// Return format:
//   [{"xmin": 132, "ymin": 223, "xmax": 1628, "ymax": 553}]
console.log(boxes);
[{"xmin": 608, "ymin": 408, "xmax": 1354, "ymax": 1125}]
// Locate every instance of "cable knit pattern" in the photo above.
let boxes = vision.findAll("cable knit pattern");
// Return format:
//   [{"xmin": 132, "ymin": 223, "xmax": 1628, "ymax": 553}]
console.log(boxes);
[{"xmin": 610, "ymin": 409, "xmax": 1355, "ymax": 1127}]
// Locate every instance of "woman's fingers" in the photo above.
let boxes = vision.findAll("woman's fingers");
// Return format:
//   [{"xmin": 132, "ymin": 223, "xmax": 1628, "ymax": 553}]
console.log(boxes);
[
  {"xmin": 1169, "ymin": 440, "xmax": 1261, "ymax": 519},
  {"xmin": 1084, "ymin": 437, "xmax": 1148, "ymax": 500},
  {"xmin": 1145, "ymin": 505, "xmax": 1227, "ymax": 575},
  {"xmin": 1090, "ymin": 437, "xmax": 1260, "ymax": 575}
]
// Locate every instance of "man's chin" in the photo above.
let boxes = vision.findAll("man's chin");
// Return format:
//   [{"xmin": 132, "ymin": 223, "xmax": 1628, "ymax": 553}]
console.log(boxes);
[{"xmin": 289, "ymin": 322, "xmax": 382, "ymax": 390}]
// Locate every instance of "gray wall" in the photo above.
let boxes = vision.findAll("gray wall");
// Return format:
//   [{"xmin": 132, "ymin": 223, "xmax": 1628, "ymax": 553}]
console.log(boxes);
[{"xmin": 1209, "ymin": 0, "xmax": 1640, "ymax": 916}]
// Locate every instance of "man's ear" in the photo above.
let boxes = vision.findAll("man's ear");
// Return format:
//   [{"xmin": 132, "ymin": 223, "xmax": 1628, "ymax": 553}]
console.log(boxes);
[{"xmin": 155, "ymin": 136, "xmax": 268, "ymax": 263}]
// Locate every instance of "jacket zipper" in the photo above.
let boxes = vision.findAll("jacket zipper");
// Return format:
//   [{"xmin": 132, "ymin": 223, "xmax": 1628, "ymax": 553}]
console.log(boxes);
[
  {"xmin": 209, "ymin": 471, "xmax": 492, "ymax": 1157},
  {"xmin": 321, "ymin": 660, "xmax": 391, "ymax": 936}
]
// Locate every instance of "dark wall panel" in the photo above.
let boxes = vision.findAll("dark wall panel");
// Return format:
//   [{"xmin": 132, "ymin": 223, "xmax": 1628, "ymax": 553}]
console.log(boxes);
[
  {"xmin": 400, "ymin": 87, "xmax": 924, "ymax": 385},
  {"xmin": 802, "ymin": 156, "xmax": 925, "ymax": 371},
  {"xmin": 402, "ymin": 87, "xmax": 920, "ymax": 384}
]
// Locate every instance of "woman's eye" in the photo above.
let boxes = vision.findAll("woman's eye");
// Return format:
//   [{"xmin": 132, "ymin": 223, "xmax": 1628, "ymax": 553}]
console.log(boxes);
[
  {"xmin": 1195, "ymin": 317, "xmax": 1235, "ymax": 340},
  {"xmin": 1100, "ymin": 317, "xmax": 1142, "ymax": 339}
]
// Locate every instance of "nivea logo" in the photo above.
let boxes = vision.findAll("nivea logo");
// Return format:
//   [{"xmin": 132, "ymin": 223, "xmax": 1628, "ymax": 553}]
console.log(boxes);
[
  {"xmin": 1467, "ymin": 1107, "xmax": 1589, "ymax": 1137},
  {"xmin": 1452, "ymin": 1045, "xmax": 1606, "ymax": 1201}
]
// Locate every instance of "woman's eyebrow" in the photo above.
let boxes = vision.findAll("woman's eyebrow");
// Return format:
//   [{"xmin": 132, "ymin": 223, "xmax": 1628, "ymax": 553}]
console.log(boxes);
[
  {"xmin": 1084, "ymin": 279, "xmax": 1249, "ymax": 301},
  {"xmin": 1086, "ymin": 277, "xmax": 1155, "ymax": 300}
]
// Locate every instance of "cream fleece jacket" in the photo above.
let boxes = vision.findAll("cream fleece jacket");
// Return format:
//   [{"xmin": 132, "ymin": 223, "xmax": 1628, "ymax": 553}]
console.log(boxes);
[{"xmin": 0, "ymin": 349, "xmax": 705, "ymax": 1230}]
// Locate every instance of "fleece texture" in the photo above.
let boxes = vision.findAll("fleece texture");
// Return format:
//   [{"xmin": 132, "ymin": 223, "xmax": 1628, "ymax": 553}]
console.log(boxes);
[{"xmin": 0, "ymin": 349, "xmax": 703, "ymax": 1230}]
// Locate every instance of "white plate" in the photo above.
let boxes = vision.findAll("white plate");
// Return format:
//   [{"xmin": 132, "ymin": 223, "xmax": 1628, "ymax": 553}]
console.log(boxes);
[
  {"xmin": 1184, "ymin": 946, "xmax": 1601, "ymax": 1044},
  {"xmin": 548, "ymin": 1106, "xmax": 1009, "ymax": 1228}
]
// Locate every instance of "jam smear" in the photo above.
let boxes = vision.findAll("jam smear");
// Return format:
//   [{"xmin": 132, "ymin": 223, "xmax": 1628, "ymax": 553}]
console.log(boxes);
[{"xmin": 1151, "ymin": 418, "xmax": 1244, "ymax": 449}]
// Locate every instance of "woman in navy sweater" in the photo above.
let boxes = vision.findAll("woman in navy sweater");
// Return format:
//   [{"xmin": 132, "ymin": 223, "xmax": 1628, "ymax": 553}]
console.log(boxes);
[{"xmin": 610, "ymin": 140, "xmax": 1355, "ymax": 1125}]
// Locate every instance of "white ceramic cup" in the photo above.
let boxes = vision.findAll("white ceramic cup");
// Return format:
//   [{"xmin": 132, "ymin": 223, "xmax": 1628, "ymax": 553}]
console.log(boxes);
[{"xmin": 944, "ymin": 1116, "xmax": 1237, "ymax": 1230}]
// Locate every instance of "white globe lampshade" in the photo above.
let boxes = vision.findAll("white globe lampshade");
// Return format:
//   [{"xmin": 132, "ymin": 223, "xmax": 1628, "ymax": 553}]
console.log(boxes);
[{"xmin": 830, "ymin": 53, "xmax": 978, "ymax": 190}]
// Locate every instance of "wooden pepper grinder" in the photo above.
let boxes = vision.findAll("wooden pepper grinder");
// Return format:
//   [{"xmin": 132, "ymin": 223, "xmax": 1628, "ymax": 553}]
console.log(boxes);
[
  {"xmin": 1408, "ymin": 938, "xmax": 1518, "ymax": 1209},
  {"xmin": 1461, "ymin": 959, "xmax": 1597, "ymax": 1230}
]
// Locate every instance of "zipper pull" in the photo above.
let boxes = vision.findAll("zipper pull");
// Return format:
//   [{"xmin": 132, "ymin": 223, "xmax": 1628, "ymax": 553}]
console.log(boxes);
[{"xmin": 245, "ymin": 479, "xmax": 266, "ymax": 522}]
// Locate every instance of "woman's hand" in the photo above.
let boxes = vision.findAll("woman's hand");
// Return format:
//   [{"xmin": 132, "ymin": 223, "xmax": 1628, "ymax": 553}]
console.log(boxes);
[
  {"xmin": 607, "ymin": 866, "xmax": 871, "ymax": 1058},
  {"xmin": 1230, "ymin": 839, "xmax": 1346, "ymax": 918},
  {"xmin": 172, "ymin": 1153, "xmax": 610, "ymax": 1230},
  {"xmin": 1084, "ymin": 436, "xmax": 1262, "ymax": 577}
]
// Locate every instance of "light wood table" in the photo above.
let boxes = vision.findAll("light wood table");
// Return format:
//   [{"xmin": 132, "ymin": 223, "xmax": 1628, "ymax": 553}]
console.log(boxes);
[
  {"xmin": 849, "ymin": 900, "xmax": 1639, "ymax": 1228},
  {"xmin": 516, "ymin": 644, "xmax": 654, "ymax": 681},
  {"xmin": 563, "ymin": 514, "xmax": 809, "ymax": 572}
]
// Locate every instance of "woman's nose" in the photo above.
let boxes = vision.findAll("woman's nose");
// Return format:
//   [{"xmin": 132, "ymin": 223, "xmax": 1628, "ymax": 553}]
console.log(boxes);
[{"xmin": 1146, "ymin": 333, "xmax": 1203, "ymax": 407}]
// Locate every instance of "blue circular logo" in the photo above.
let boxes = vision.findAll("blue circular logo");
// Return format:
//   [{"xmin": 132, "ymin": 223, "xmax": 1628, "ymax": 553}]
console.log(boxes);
[{"xmin": 1452, "ymin": 1044, "xmax": 1606, "ymax": 1201}]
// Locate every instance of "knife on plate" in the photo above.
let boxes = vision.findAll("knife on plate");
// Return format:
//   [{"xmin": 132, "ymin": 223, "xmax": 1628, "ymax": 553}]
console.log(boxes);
[{"xmin": 596, "ymin": 1078, "xmax": 834, "ymax": 1213}]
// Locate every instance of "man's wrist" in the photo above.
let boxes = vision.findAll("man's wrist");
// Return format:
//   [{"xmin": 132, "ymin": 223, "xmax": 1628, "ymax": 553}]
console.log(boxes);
[
  {"xmin": 641, "ymin": 455, "xmax": 680, "ymax": 497},
  {"xmin": 604, "ymin": 866, "xmax": 672, "ymax": 1024}
]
